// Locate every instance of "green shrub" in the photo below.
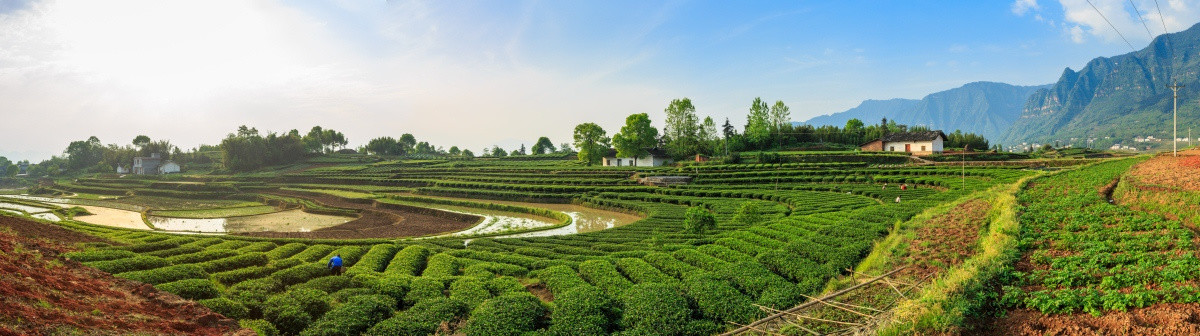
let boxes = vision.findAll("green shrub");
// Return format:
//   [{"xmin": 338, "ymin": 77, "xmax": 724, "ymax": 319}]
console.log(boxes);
[
  {"xmin": 227, "ymin": 277, "xmax": 283, "ymax": 316},
  {"xmin": 404, "ymin": 277, "xmax": 446, "ymax": 306},
  {"xmin": 155, "ymin": 278, "xmax": 219, "ymax": 300},
  {"xmin": 299, "ymin": 294, "xmax": 396, "ymax": 336},
  {"xmin": 291, "ymin": 245, "xmax": 337, "ymax": 262},
  {"xmin": 62, "ymin": 249, "xmax": 137, "ymax": 262},
  {"xmin": 266, "ymin": 242, "xmax": 308, "ymax": 259},
  {"xmin": 197, "ymin": 252, "xmax": 269, "ymax": 273},
  {"xmin": 385, "ymin": 245, "xmax": 430, "ymax": 276},
  {"xmin": 620, "ymin": 283, "xmax": 692, "ymax": 336},
  {"xmin": 449, "ymin": 278, "xmax": 493, "ymax": 310},
  {"xmin": 534, "ymin": 265, "xmax": 590, "ymax": 294},
  {"xmin": 265, "ymin": 304, "xmax": 311, "ymax": 335},
  {"xmin": 371, "ymin": 274, "xmax": 411, "ymax": 304},
  {"xmin": 200, "ymin": 297, "xmax": 249, "ymax": 320},
  {"xmin": 486, "ymin": 276, "xmax": 525, "ymax": 296},
  {"xmin": 683, "ymin": 206, "xmax": 717, "ymax": 234},
  {"xmin": 146, "ymin": 245, "xmax": 204, "ymax": 258},
  {"xmin": 421, "ymin": 253, "xmax": 461, "ymax": 277},
  {"xmin": 682, "ymin": 272, "xmax": 759, "ymax": 323},
  {"xmin": 364, "ymin": 297, "xmax": 467, "ymax": 336},
  {"xmin": 462, "ymin": 292, "xmax": 547, "ymax": 336},
  {"xmin": 166, "ymin": 249, "xmax": 239, "ymax": 264},
  {"xmin": 296, "ymin": 275, "xmax": 363, "ymax": 294},
  {"xmin": 116, "ymin": 264, "xmax": 208, "ymax": 285},
  {"xmin": 272, "ymin": 264, "xmax": 330, "ymax": 287},
  {"xmin": 578, "ymin": 259, "xmax": 633, "ymax": 296},
  {"xmin": 239, "ymin": 319, "xmax": 279, "ymax": 336},
  {"xmin": 546, "ymin": 285, "xmax": 618, "ymax": 336},
  {"xmin": 615, "ymin": 258, "xmax": 679, "ymax": 285},
  {"xmin": 330, "ymin": 287, "xmax": 376, "ymax": 304},
  {"xmin": 212, "ymin": 264, "xmax": 276, "ymax": 286},
  {"xmin": 85, "ymin": 256, "xmax": 170, "ymax": 274},
  {"xmin": 351, "ymin": 244, "xmax": 399, "ymax": 273}
]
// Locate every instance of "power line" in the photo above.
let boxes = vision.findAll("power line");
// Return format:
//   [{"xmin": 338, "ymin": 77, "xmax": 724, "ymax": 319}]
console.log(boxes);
[
  {"xmin": 1153, "ymin": 0, "xmax": 1170, "ymax": 33},
  {"xmin": 1152, "ymin": 0, "xmax": 1175, "ymax": 83},
  {"xmin": 1086, "ymin": 0, "xmax": 1138, "ymax": 52},
  {"xmin": 1128, "ymin": 0, "xmax": 1156, "ymax": 40}
]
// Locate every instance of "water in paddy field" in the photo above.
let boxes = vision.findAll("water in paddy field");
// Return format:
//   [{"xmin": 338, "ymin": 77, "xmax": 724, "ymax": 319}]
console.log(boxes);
[
  {"xmin": 0, "ymin": 201, "xmax": 55, "ymax": 214},
  {"xmin": 30, "ymin": 213, "xmax": 60, "ymax": 222},
  {"xmin": 403, "ymin": 196, "xmax": 642, "ymax": 238},
  {"xmin": 148, "ymin": 216, "xmax": 227, "ymax": 232}
]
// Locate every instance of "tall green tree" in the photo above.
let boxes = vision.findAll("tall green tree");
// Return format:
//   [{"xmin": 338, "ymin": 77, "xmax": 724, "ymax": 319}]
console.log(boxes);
[
  {"xmin": 745, "ymin": 98, "xmax": 771, "ymax": 148},
  {"xmin": 698, "ymin": 116, "xmax": 719, "ymax": 155},
  {"xmin": 65, "ymin": 136, "xmax": 104, "ymax": 170},
  {"xmin": 132, "ymin": 135, "xmax": 151, "ymax": 148},
  {"xmin": 399, "ymin": 134, "xmax": 417, "ymax": 154},
  {"xmin": 365, "ymin": 137, "xmax": 402, "ymax": 155},
  {"xmin": 531, "ymin": 137, "xmax": 556, "ymax": 155},
  {"xmin": 662, "ymin": 98, "xmax": 700, "ymax": 158},
  {"xmin": 573, "ymin": 123, "xmax": 610, "ymax": 166},
  {"xmin": 612, "ymin": 113, "xmax": 659, "ymax": 166},
  {"xmin": 769, "ymin": 100, "xmax": 791, "ymax": 141}
]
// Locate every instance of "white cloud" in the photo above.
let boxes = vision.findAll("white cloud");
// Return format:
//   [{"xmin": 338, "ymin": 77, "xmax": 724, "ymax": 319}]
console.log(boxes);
[
  {"xmin": 1013, "ymin": 0, "xmax": 1041, "ymax": 16},
  {"xmin": 1067, "ymin": 24, "xmax": 1087, "ymax": 43},
  {"xmin": 1055, "ymin": 0, "xmax": 1200, "ymax": 45}
]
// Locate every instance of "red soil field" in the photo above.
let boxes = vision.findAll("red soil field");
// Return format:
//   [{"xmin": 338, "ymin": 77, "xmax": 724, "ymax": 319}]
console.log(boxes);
[{"xmin": 0, "ymin": 215, "xmax": 250, "ymax": 336}]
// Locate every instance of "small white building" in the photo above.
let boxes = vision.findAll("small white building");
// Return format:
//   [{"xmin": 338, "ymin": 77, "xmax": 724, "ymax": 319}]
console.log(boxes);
[
  {"xmin": 159, "ymin": 161, "xmax": 180, "ymax": 174},
  {"xmin": 603, "ymin": 148, "xmax": 674, "ymax": 167},
  {"xmin": 116, "ymin": 166, "xmax": 129, "ymax": 174},
  {"xmin": 860, "ymin": 131, "xmax": 946, "ymax": 155}
]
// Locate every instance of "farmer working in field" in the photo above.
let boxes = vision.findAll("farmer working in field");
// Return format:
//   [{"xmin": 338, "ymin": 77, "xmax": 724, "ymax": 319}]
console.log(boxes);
[{"xmin": 328, "ymin": 254, "xmax": 344, "ymax": 276}]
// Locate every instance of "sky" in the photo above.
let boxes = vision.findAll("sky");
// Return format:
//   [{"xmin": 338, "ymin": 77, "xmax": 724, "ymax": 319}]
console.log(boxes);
[{"xmin": 3, "ymin": 0, "xmax": 1200, "ymax": 162}]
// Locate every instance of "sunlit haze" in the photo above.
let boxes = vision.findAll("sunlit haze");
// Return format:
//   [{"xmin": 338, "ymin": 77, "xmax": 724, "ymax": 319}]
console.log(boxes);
[{"xmin": 3, "ymin": 0, "xmax": 1200, "ymax": 161}]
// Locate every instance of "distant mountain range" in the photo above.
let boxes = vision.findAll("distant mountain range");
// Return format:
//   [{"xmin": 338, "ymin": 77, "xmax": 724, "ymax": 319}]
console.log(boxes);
[
  {"xmin": 800, "ymin": 82, "xmax": 1049, "ymax": 142},
  {"xmin": 803, "ymin": 22, "xmax": 1200, "ymax": 149},
  {"xmin": 1001, "ymin": 22, "xmax": 1200, "ymax": 147}
]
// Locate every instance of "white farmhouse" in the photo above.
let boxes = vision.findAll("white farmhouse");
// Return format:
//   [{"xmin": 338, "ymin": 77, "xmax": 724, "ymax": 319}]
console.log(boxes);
[
  {"xmin": 602, "ymin": 148, "xmax": 674, "ymax": 167},
  {"xmin": 860, "ymin": 131, "xmax": 946, "ymax": 155},
  {"xmin": 159, "ymin": 161, "xmax": 181, "ymax": 174}
]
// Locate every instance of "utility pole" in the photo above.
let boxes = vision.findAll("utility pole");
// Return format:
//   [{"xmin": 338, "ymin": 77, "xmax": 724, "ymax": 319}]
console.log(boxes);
[{"xmin": 1169, "ymin": 82, "xmax": 1184, "ymax": 156}]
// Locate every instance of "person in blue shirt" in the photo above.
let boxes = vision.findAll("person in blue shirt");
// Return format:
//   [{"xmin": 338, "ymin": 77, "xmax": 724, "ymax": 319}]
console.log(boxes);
[{"xmin": 328, "ymin": 254, "xmax": 344, "ymax": 276}]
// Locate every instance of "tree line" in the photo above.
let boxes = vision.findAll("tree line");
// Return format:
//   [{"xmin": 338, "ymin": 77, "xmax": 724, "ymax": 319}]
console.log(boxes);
[{"xmin": 571, "ymin": 97, "xmax": 992, "ymax": 165}]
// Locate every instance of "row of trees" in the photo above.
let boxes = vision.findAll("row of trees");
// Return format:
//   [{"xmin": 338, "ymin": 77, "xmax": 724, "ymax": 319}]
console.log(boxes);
[{"xmin": 571, "ymin": 98, "xmax": 993, "ymax": 165}]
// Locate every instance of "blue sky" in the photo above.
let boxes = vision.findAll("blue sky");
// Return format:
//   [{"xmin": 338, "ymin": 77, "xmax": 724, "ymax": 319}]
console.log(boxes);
[{"xmin": 2, "ymin": 0, "xmax": 1198, "ymax": 161}]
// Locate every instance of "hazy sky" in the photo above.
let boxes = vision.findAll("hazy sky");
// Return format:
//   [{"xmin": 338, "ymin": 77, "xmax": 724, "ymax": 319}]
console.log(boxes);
[{"xmin": 3, "ymin": 0, "xmax": 1200, "ymax": 161}]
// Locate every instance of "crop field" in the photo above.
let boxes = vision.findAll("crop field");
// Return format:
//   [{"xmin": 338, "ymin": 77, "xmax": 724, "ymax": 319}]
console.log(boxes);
[
  {"xmin": 0, "ymin": 155, "xmax": 1048, "ymax": 336},
  {"xmin": 977, "ymin": 157, "xmax": 1200, "ymax": 334}
]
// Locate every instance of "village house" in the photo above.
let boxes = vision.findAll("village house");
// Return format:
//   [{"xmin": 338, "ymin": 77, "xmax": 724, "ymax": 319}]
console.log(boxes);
[
  {"xmin": 860, "ymin": 130, "xmax": 947, "ymax": 155},
  {"xmin": 133, "ymin": 153, "xmax": 163, "ymax": 175},
  {"xmin": 602, "ymin": 148, "xmax": 674, "ymax": 167}
]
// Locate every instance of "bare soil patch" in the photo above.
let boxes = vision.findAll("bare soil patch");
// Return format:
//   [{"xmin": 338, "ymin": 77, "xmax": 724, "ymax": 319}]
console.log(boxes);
[
  {"xmin": 973, "ymin": 304, "xmax": 1200, "ymax": 336},
  {"xmin": 900, "ymin": 199, "xmax": 991, "ymax": 279},
  {"xmin": 0, "ymin": 215, "xmax": 116, "ymax": 247},
  {"xmin": 237, "ymin": 190, "xmax": 480, "ymax": 239},
  {"xmin": 0, "ymin": 216, "xmax": 248, "ymax": 335}
]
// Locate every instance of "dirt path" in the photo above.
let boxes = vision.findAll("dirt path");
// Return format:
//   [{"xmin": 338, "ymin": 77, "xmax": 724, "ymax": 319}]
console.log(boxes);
[{"xmin": 0, "ymin": 216, "xmax": 249, "ymax": 335}]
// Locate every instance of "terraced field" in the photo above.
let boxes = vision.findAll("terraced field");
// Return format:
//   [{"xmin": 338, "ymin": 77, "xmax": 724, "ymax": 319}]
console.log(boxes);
[{"xmin": 16, "ymin": 157, "xmax": 1034, "ymax": 335}]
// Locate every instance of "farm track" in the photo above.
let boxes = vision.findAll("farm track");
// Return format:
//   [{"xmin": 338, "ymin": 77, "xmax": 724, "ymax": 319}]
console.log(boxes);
[
  {"xmin": 0, "ymin": 215, "xmax": 249, "ymax": 336},
  {"xmin": 237, "ymin": 190, "xmax": 480, "ymax": 239}
]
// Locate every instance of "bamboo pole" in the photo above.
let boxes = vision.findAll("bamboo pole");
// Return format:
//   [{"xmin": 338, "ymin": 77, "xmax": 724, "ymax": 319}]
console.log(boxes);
[{"xmin": 721, "ymin": 267, "xmax": 906, "ymax": 336}]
